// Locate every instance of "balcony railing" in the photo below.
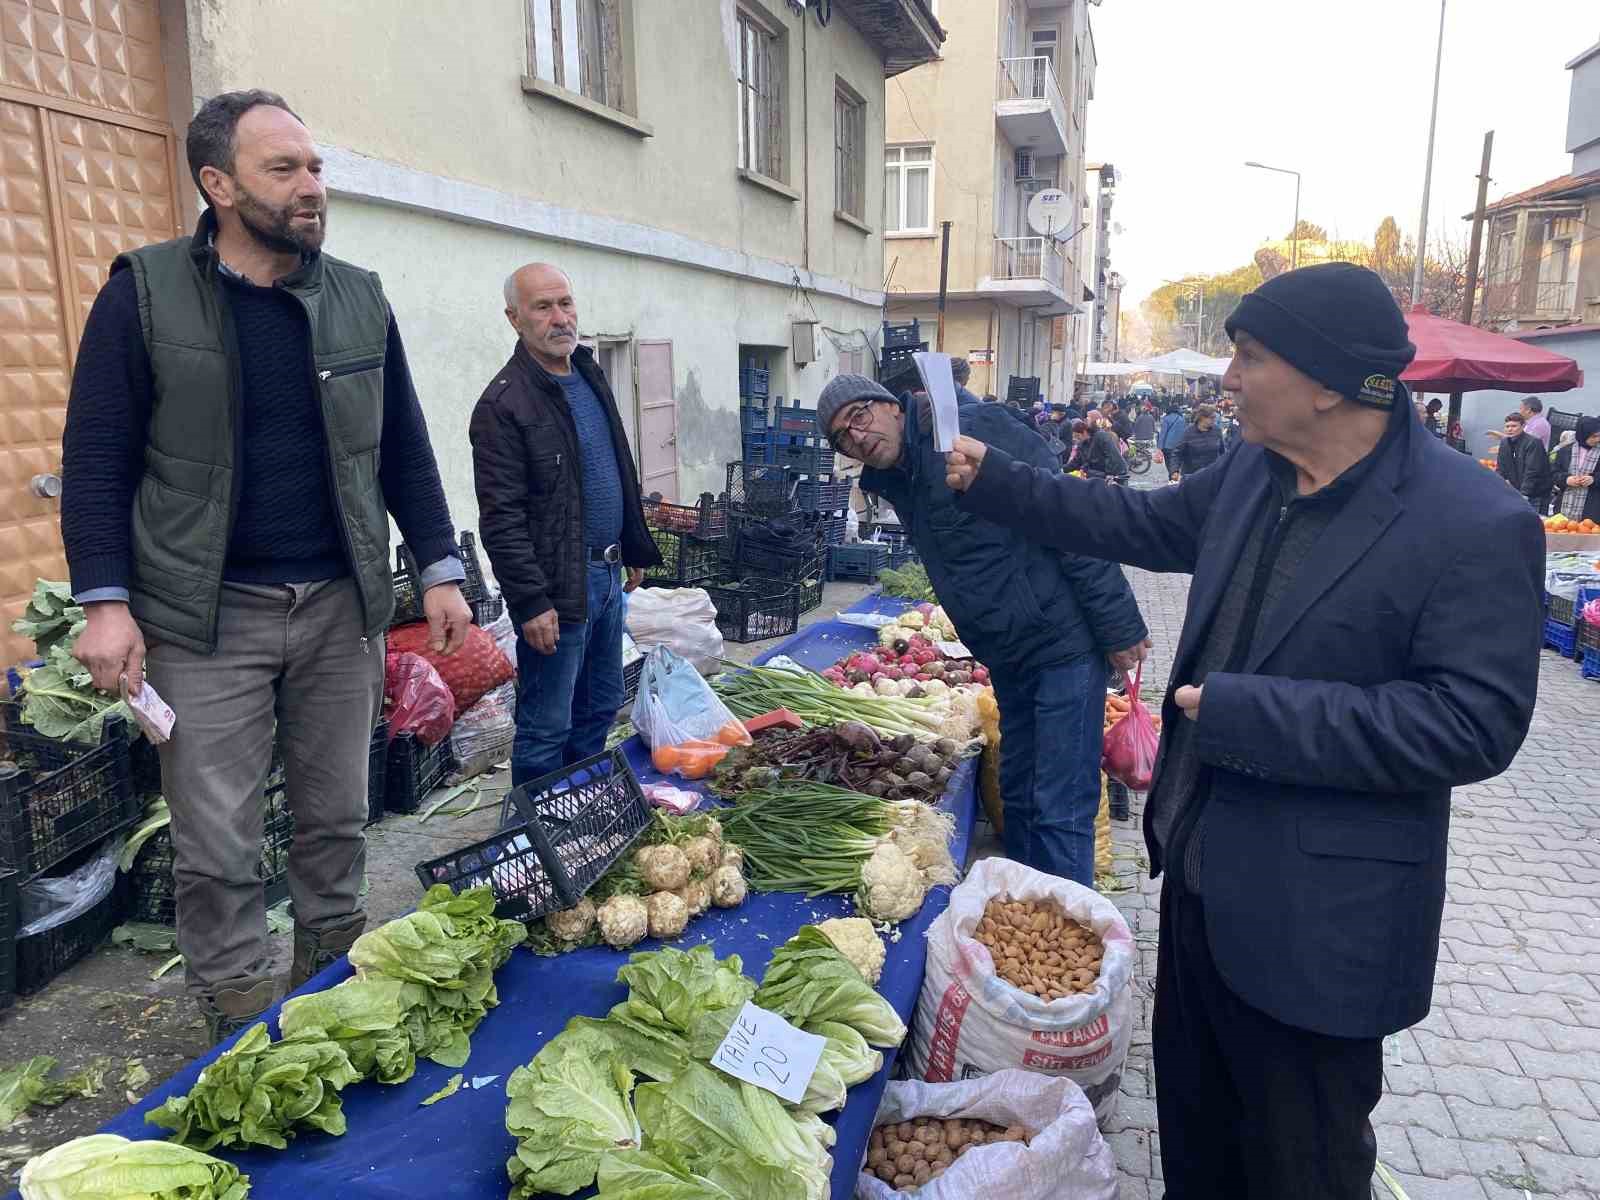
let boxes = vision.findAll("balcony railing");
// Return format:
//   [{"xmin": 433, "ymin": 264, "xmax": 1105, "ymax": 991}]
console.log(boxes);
[
  {"xmin": 992, "ymin": 236, "xmax": 1065, "ymax": 291},
  {"xmin": 1532, "ymin": 279, "xmax": 1577, "ymax": 318},
  {"xmin": 996, "ymin": 55, "xmax": 1068, "ymax": 137}
]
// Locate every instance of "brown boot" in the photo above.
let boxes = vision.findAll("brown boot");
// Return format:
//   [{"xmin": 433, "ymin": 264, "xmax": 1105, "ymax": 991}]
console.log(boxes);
[
  {"xmin": 290, "ymin": 913, "xmax": 367, "ymax": 991},
  {"xmin": 197, "ymin": 978, "xmax": 276, "ymax": 1045}
]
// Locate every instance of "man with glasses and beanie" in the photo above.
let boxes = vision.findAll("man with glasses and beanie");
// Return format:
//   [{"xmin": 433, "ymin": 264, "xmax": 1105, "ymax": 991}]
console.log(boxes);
[
  {"xmin": 942, "ymin": 262, "xmax": 1544, "ymax": 1199},
  {"xmin": 470, "ymin": 264, "xmax": 661, "ymax": 789},
  {"xmin": 817, "ymin": 372, "xmax": 1150, "ymax": 888}
]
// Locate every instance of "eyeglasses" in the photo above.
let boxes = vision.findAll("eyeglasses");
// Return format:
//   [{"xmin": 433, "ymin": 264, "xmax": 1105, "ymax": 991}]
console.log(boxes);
[{"xmin": 828, "ymin": 401, "xmax": 878, "ymax": 452}]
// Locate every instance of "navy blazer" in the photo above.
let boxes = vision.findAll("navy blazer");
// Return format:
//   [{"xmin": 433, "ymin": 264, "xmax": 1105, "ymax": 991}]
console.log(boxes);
[{"xmin": 959, "ymin": 406, "xmax": 1544, "ymax": 1038}]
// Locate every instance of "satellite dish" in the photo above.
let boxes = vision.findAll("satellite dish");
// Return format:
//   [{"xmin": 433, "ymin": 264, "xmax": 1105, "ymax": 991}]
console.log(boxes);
[{"xmin": 1027, "ymin": 188, "xmax": 1072, "ymax": 240}]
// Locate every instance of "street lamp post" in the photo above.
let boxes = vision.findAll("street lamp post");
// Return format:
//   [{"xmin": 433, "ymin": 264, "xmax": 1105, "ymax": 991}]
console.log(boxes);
[{"xmin": 1244, "ymin": 161, "xmax": 1303, "ymax": 269}]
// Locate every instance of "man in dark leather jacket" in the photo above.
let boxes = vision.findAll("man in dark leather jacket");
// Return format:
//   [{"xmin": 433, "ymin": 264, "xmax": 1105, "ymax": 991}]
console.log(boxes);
[
  {"xmin": 1495, "ymin": 410, "xmax": 1552, "ymax": 510},
  {"xmin": 470, "ymin": 264, "xmax": 661, "ymax": 786},
  {"xmin": 818, "ymin": 373, "xmax": 1148, "ymax": 887}
]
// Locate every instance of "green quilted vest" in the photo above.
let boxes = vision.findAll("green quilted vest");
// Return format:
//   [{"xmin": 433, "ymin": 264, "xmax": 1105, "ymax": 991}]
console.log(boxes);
[{"xmin": 115, "ymin": 220, "xmax": 396, "ymax": 652}]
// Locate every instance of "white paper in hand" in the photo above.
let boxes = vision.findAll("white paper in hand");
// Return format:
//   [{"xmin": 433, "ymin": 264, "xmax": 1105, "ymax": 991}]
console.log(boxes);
[
  {"xmin": 710, "ymin": 1000, "xmax": 826, "ymax": 1104},
  {"xmin": 912, "ymin": 351, "xmax": 961, "ymax": 453}
]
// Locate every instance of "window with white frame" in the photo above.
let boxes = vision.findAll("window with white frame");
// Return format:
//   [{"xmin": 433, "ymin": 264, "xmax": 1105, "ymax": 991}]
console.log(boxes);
[
  {"xmin": 736, "ymin": 8, "xmax": 785, "ymax": 181},
  {"xmin": 835, "ymin": 80, "xmax": 866, "ymax": 220},
  {"xmin": 526, "ymin": 0, "xmax": 631, "ymax": 113},
  {"xmin": 884, "ymin": 145, "xmax": 933, "ymax": 234}
]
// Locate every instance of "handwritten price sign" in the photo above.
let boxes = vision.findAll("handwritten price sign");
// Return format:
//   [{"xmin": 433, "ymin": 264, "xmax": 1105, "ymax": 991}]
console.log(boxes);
[{"xmin": 710, "ymin": 1001, "xmax": 825, "ymax": 1104}]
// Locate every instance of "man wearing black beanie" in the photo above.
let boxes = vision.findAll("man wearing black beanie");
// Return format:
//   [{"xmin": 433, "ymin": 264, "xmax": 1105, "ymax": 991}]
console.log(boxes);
[{"xmin": 941, "ymin": 262, "xmax": 1545, "ymax": 1199}]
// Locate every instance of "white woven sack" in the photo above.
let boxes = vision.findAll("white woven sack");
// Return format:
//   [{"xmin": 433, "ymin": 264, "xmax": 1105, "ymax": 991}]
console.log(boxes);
[
  {"xmin": 904, "ymin": 857, "xmax": 1135, "ymax": 1125},
  {"xmin": 853, "ymin": 1071, "xmax": 1118, "ymax": 1200}
]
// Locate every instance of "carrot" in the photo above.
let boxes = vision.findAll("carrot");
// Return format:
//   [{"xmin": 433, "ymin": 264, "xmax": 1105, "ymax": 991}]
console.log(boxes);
[
  {"xmin": 652, "ymin": 744, "xmax": 682, "ymax": 772},
  {"xmin": 714, "ymin": 721, "xmax": 749, "ymax": 747}
]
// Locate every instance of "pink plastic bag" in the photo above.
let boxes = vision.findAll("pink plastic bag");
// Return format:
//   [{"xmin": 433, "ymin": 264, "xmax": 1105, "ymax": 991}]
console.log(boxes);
[
  {"xmin": 1101, "ymin": 665, "xmax": 1159, "ymax": 791},
  {"xmin": 384, "ymin": 650, "xmax": 456, "ymax": 746}
]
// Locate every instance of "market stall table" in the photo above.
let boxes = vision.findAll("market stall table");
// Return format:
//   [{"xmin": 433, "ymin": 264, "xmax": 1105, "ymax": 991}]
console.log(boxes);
[{"xmin": 14, "ymin": 594, "xmax": 976, "ymax": 1200}]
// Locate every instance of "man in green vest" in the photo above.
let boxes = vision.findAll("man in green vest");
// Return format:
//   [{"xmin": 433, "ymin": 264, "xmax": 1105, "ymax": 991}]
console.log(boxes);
[{"xmin": 61, "ymin": 90, "xmax": 471, "ymax": 1040}]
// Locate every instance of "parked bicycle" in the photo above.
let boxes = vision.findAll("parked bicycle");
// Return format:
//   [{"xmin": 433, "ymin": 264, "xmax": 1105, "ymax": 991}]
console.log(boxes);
[{"xmin": 1125, "ymin": 438, "xmax": 1155, "ymax": 476}]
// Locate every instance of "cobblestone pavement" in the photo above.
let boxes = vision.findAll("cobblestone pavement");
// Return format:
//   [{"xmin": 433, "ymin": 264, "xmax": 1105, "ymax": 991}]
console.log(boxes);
[{"xmin": 1104, "ymin": 567, "xmax": 1600, "ymax": 1200}]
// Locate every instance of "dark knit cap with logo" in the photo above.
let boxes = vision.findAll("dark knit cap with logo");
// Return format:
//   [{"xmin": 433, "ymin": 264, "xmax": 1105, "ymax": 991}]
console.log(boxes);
[{"xmin": 1223, "ymin": 262, "xmax": 1417, "ymax": 409}]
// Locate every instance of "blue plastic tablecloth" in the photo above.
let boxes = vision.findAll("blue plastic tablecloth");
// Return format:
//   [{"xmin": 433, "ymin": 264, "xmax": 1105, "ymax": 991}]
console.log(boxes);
[{"xmin": 44, "ymin": 594, "xmax": 975, "ymax": 1200}]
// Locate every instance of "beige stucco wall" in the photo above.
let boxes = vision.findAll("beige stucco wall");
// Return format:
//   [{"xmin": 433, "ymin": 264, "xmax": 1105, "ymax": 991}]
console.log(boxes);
[{"xmin": 180, "ymin": 0, "xmax": 888, "ymax": 295}]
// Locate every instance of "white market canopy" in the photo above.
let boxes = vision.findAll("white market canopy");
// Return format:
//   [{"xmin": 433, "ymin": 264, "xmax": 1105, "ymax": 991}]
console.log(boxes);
[
  {"xmin": 1137, "ymin": 348, "xmax": 1232, "ymax": 377},
  {"xmin": 1079, "ymin": 361, "xmax": 1147, "ymax": 377}
]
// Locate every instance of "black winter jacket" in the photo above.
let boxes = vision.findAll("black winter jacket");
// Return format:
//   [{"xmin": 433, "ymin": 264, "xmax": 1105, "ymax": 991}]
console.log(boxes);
[
  {"xmin": 1496, "ymin": 432, "xmax": 1551, "ymax": 508},
  {"xmin": 469, "ymin": 342, "xmax": 660, "ymax": 625},
  {"xmin": 1175, "ymin": 424, "xmax": 1224, "ymax": 475},
  {"xmin": 861, "ymin": 398, "xmax": 1146, "ymax": 674},
  {"xmin": 956, "ymin": 400, "xmax": 1544, "ymax": 1040},
  {"xmin": 1077, "ymin": 429, "xmax": 1128, "ymax": 479}
]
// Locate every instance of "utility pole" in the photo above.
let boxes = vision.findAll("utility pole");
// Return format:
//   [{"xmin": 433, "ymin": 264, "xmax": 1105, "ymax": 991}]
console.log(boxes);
[
  {"xmin": 935, "ymin": 221, "xmax": 952, "ymax": 352},
  {"xmin": 1448, "ymin": 130, "xmax": 1494, "ymax": 447},
  {"xmin": 1412, "ymin": 0, "xmax": 1447, "ymax": 306}
]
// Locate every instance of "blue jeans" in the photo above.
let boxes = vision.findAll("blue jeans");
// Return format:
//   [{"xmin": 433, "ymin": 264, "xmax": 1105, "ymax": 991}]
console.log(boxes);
[
  {"xmin": 511, "ymin": 563, "xmax": 627, "ymax": 788},
  {"xmin": 991, "ymin": 653, "xmax": 1108, "ymax": 887}
]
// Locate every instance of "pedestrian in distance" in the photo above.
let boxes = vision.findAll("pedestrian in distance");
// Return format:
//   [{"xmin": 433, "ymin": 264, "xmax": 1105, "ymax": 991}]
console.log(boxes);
[
  {"xmin": 950, "ymin": 356, "xmax": 981, "ymax": 406},
  {"xmin": 1494, "ymin": 411, "xmax": 1553, "ymax": 512},
  {"xmin": 1077, "ymin": 412, "xmax": 1130, "ymax": 482},
  {"xmin": 470, "ymin": 265, "xmax": 662, "ymax": 790},
  {"xmin": 1172, "ymin": 403, "xmax": 1225, "ymax": 480},
  {"xmin": 61, "ymin": 90, "xmax": 473, "ymax": 1040},
  {"xmin": 816, "ymin": 374, "xmax": 1149, "ymax": 888},
  {"xmin": 1101, "ymin": 398, "xmax": 1134, "ymax": 442},
  {"xmin": 942, "ymin": 261, "xmax": 1544, "ymax": 1200},
  {"xmin": 1485, "ymin": 395, "xmax": 1552, "ymax": 450},
  {"xmin": 1157, "ymin": 402, "xmax": 1188, "ymax": 482}
]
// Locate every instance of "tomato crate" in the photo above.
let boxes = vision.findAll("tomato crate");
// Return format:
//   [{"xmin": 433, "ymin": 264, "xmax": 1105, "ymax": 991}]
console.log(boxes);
[
  {"xmin": 0, "ymin": 869, "xmax": 16, "ymax": 1008},
  {"xmin": 392, "ymin": 530, "xmax": 491, "ymax": 627},
  {"xmin": 704, "ymin": 577, "xmax": 803, "ymax": 644},
  {"xmin": 643, "ymin": 528, "xmax": 727, "ymax": 587},
  {"xmin": 422, "ymin": 747, "xmax": 649, "ymax": 921},
  {"xmin": 727, "ymin": 462, "xmax": 798, "ymax": 516},
  {"xmin": 386, "ymin": 732, "xmax": 457, "ymax": 815},
  {"xmin": 366, "ymin": 720, "xmax": 389, "ymax": 827},
  {"xmin": 644, "ymin": 494, "xmax": 728, "ymax": 539},
  {"xmin": 827, "ymin": 542, "xmax": 887, "ymax": 582},
  {"xmin": 16, "ymin": 872, "xmax": 129, "ymax": 995},
  {"xmin": 0, "ymin": 702, "xmax": 136, "ymax": 882},
  {"xmin": 793, "ymin": 475, "xmax": 852, "ymax": 512}
]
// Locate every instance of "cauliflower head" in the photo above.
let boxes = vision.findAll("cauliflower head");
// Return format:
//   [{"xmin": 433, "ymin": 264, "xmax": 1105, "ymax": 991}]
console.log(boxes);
[{"xmin": 815, "ymin": 917, "xmax": 886, "ymax": 984}]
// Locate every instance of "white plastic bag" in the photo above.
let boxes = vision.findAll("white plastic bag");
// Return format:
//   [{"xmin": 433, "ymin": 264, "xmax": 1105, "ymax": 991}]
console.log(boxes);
[
  {"xmin": 854, "ymin": 1071, "xmax": 1118, "ymax": 1200},
  {"xmin": 625, "ymin": 587, "xmax": 724, "ymax": 671},
  {"xmin": 484, "ymin": 608, "xmax": 519, "ymax": 670},
  {"xmin": 904, "ymin": 857, "xmax": 1135, "ymax": 1125},
  {"xmin": 449, "ymin": 681, "xmax": 516, "ymax": 781},
  {"xmin": 632, "ymin": 646, "xmax": 748, "ymax": 754},
  {"xmin": 19, "ymin": 838, "xmax": 123, "ymax": 937}
]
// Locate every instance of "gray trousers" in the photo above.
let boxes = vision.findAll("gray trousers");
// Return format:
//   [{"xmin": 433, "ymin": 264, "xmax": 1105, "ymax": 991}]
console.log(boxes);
[{"xmin": 145, "ymin": 579, "xmax": 383, "ymax": 996}]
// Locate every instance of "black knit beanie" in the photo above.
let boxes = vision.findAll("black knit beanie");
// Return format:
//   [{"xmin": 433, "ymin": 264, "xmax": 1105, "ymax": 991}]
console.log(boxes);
[{"xmin": 1224, "ymin": 263, "xmax": 1417, "ymax": 409}]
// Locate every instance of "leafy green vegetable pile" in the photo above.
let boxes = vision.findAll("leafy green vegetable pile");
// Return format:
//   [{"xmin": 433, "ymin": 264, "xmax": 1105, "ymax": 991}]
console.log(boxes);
[
  {"xmin": 504, "ymin": 930, "xmax": 902, "ymax": 1199},
  {"xmin": 0, "ymin": 1057, "xmax": 107, "ymax": 1131},
  {"xmin": 19, "ymin": 1133, "xmax": 250, "ymax": 1200},
  {"xmin": 145, "ymin": 1025, "xmax": 360, "ymax": 1151},
  {"xmin": 877, "ymin": 561, "xmax": 936, "ymax": 603},
  {"xmin": 9, "ymin": 580, "xmax": 133, "ymax": 743}
]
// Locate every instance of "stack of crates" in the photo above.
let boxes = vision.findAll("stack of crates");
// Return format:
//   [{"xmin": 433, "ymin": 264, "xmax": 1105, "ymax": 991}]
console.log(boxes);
[
  {"xmin": 740, "ymin": 363, "xmax": 772, "ymax": 464},
  {"xmin": 880, "ymin": 320, "xmax": 927, "ymax": 387},
  {"xmin": 641, "ymin": 495, "xmax": 729, "ymax": 587}
]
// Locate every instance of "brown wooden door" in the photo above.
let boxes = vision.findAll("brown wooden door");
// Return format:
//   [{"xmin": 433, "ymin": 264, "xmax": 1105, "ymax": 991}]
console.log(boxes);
[
  {"xmin": 636, "ymin": 340, "xmax": 678, "ymax": 503},
  {"xmin": 0, "ymin": 0, "xmax": 178, "ymax": 666}
]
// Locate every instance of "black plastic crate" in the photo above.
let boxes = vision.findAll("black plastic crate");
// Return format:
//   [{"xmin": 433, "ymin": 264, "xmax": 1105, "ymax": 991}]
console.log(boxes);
[
  {"xmin": 828, "ymin": 543, "xmax": 888, "ymax": 582},
  {"xmin": 733, "ymin": 515, "xmax": 825, "ymax": 580},
  {"xmin": 739, "ymin": 366, "xmax": 770, "ymax": 399},
  {"xmin": 1549, "ymin": 593, "xmax": 1576, "ymax": 627},
  {"xmin": 385, "ymin": 732, "xmax": 457, "ymax": 815},
  {"xmin": 644, "ymin": 494, "xmax": 728, "ymax": 539},
  {"xmin": 883, "ymin": 319, "xmax": 922, "ymax": 350},
  {"xmin": 727, "ymin": 462, "xmax": 798, "ymax": 516},
  {"xmin": 798, "ymin": 573, "xmax": 823, "ymax": 614},
  {"xmin": 0, "ymin": 702, "xmax": 136, "ymax": 882},
  {"xmin": 623, "ymin": 656, "xmax": 644, "ymax": 703},
  {"xmin": 819, "ymin": 514, "xmax": 847, "ymax": 546},
  {"xmin": 704, "ymin": 578, "xmax": 803, "ymax": 644},
  {"xmin": 127, "ymin": 828, "xmax": 176, "ymax": 926},
  {"xmin": 16, "ymin": 874, "xmax": 127, "ymax": 995},
  {"xmin": 130, "ymin": 736, "xmax": 162, "ymax": 795},
  {"xmin": 0, "ymin": 869, "xmax": 16, "ymax": 1008},
  {"xmin": 644, "ymin": 528, "xmax": 727, "ymax": 587},
  {"xmin": 421, "ymin": 747, "xmax": 649, "ymax": 921},
  {"xmin": 885, "ymin": 544, "xmax": 920, "ymax": 571},
  {"xmin": 880, "ymin": 343, "xmax": 926, "ymax": 384},
  {"xmin": 794, "ymin": 475, "xmax": 852, "ymax": 512},
  {"xmin": 470, "ymin": 595, "xmax": 505, "ymax": 627},
  {"xmin": 366, "ymin": 720, "xmax": 389, "ymax": 827},
  {"xmin": 774, "ymin": 439, "xmax": 836, "ymax": 476},
  {"xmin": 392, "ymin": 530, "xmax": 491, "ymax": 627}
]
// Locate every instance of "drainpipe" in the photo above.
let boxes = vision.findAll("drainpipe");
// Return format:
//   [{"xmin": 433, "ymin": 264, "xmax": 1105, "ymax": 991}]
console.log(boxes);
[{"xmin": 800, "ymin": 13, "xmax": 810, "ymax": 271}]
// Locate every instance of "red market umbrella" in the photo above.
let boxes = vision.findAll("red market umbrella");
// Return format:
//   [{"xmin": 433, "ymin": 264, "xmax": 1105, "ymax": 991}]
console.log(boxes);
[{"xmin": 1400, "ymin": 306, "xmax": 1584, "ymax": 393}]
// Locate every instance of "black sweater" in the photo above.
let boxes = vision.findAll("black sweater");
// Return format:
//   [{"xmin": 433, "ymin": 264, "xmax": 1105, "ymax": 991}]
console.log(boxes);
[{"xmin": 62, "ymin": 268, "xmax": 457, "ymax": 595}]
